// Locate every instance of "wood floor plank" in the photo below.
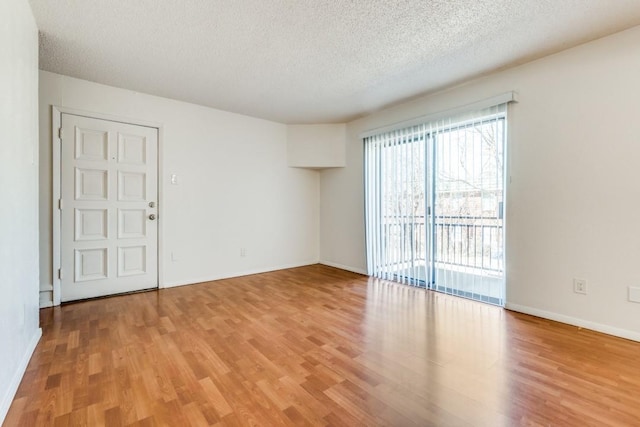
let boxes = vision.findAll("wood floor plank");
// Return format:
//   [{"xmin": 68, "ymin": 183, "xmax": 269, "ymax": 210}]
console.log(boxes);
[{"xmin": 6, "ymin": 264, "xmax": 640, "ymax": 426}]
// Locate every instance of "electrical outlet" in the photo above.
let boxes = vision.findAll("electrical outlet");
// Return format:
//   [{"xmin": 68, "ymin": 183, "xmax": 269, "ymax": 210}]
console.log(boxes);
[
  {"xmin": 574, "ymin": 278, "xmax": 587, "ymax": 295},
  {"xmin": 240, "ymin": 248, "xmax": 246, "ymax": 257}
]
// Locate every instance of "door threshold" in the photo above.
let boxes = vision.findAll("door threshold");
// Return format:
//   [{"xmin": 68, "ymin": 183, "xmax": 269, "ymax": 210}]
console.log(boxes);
[{"xmin": 59, "ymin": 287, "xmax": 157, "ymax": 305}]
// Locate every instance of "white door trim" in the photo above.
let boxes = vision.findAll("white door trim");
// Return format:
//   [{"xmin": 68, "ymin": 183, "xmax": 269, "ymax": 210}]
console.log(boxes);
[{"xmin": 51, "ymin": 106, "xmax": 165, "ymax": 306}]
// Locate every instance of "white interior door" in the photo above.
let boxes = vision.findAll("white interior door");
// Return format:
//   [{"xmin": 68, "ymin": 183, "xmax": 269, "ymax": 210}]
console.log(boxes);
[{"xmin": 60, "ymin": 113, "xmax": 158, "ymax": 302}]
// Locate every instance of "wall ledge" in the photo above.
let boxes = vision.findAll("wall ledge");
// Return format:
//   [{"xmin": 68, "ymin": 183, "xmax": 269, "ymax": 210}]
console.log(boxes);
[
  {"xmin": 289, "ymin": 165, "xmax": 345, "ymax": 170},
  {"xmin": 287, "ymin": 123, "xmax": 346, "ymax": 168}
]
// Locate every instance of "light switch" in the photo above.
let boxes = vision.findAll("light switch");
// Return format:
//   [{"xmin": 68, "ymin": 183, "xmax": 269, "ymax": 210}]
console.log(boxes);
[{"xmin": 170, "ymin": 174, "xmax": 178, "ymax": 185}]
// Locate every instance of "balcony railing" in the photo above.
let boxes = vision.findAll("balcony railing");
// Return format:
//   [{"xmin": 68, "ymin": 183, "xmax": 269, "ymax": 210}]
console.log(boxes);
[{"xmin": 382, "ymin": 215, "xmax": 503, "ymax": 274}]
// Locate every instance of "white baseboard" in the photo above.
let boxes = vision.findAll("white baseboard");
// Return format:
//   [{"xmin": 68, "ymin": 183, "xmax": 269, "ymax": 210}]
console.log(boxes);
[
  {"xmin": 38, "ymin": 300, "xmax": 54, "ymax": 309},
  {"xmin": 0, "ymin": 327, "xmax": 42, "ymax": 424},
  {"xmin": 39, "ymin": 290, "xmax": 53, "ymax": 308},
  {"xmin": 319, "ymin": 260, "xmax": 368, "ymax": 276},
  {"xmin": 160, "ymin": 260, "xmax": 321, "ymax": 288},
  {"xmin": 505, "ymin": 303, "xmax": 640, "ymax": 343}
]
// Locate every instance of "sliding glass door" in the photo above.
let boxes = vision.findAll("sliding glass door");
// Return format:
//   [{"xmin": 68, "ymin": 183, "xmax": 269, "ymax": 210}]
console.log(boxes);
[
  {"xmin": 430, "ymin": 116, "xmax": 505, "ymax": 304},
  {"xmin": 365, "ymin": 103, "xmax": 507, "ymax": 305},
  {"xmin": 366, "ymin": 127, "xmax": 427, "ymax": 286}
]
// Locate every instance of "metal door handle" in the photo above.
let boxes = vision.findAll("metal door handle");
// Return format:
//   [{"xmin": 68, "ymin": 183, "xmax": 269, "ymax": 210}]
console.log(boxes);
[{"xmin": 148, "ymin": 214, "xmax": 156, "ymax": 220}]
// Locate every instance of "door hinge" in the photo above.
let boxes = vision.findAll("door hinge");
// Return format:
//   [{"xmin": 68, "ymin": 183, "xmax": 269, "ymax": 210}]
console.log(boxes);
[
  {"xmin": 58, "ymin": 268, "xmax": 62, "ymax": 280},
  {"xmin": 58, "ymin": 199, "xmax": 63, "ymax": 210},
  {"xmin": 58, "ymin": 128, "xmax": 63, "ymax": 139}
]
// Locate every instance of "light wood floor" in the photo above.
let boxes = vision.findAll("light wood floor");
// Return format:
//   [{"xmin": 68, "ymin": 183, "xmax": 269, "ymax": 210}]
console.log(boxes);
[{"xmin": 6, "ymin": 265, "xmax": 640, "ymax": 426}]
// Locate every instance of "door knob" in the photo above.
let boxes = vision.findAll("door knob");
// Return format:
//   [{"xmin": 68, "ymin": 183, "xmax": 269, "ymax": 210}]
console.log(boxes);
[{"xmin": 148, "ymin": 214, "xmax": 156, "ymax": 220}]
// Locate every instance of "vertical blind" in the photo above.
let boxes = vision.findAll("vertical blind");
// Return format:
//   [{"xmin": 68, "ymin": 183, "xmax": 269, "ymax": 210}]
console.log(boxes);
[
  {"xmin": 364, "ymin": 100, "xmax": 510, "ymax": 306},
  {"xmin": 365, "ymin": 124, "xmax": 428, "ymax": 286}
]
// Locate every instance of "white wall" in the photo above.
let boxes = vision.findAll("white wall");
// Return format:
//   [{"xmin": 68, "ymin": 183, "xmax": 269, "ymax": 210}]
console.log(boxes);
[
  {"xmin": 320, "ymin": 25, "xmax": 640, "ymax": 339},
  {"xmin": 287, "ymin": 124, "xmax": 346, "ymax": 168},
  {"xmin": 0, "ymin": 0, "xmax": 42, "ymax": 422},
  {"xmin": 39, "ymin": 72, "xmax": 320, "ymax": 298}
]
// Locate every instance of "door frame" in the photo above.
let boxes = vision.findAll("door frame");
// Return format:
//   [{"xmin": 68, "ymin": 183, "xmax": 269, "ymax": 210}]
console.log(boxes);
[{"xmin": 51, "ymin": 106, "xmax": 165, "ymax": 306}]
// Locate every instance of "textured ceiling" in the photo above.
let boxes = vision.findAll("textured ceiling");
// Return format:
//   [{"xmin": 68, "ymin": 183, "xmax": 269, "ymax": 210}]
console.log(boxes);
[{"xmin": 30, "ymin": 0, "xmax": 640, "ymax": 124}]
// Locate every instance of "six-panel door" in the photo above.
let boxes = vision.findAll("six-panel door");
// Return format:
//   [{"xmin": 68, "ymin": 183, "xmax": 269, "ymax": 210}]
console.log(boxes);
[{"xmin": 60, "ymin": 114, "xmax": 158, "ymax": 301}]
